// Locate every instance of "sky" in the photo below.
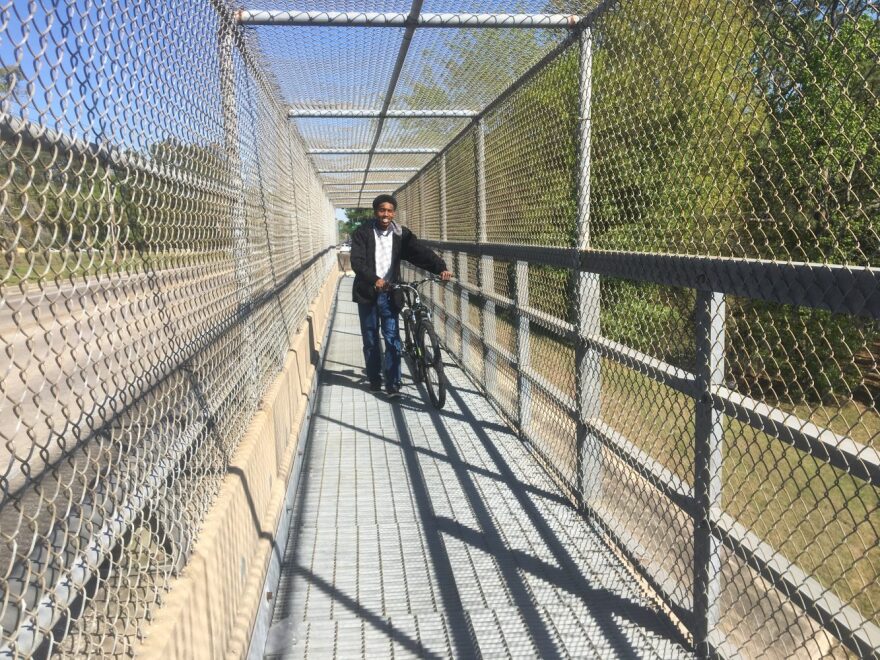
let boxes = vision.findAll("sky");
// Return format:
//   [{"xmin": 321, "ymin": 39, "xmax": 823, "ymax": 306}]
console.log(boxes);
[{"xmin": 0, "ymin": 0, "xmax": 570, "ymax": 214}]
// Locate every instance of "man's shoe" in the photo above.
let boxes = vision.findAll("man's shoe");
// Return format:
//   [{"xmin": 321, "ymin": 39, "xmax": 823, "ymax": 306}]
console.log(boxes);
[
  {"xmin": 385, "ymin": 384, "xmax": 401, "ymax": 398},
  {"xmin": 369, "ymin": 381, "xmax": 383, "ymax": 392}
]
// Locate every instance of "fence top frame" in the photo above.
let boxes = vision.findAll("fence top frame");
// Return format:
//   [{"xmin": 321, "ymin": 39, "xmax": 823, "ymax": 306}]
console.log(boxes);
[
  {"xmin": 240, "ymin": 1, "xmax": 618, "ymax": 207},
  {"xmin": 237, "ymin": 11, "xmax": 584, "ymax": 28},
  {"xmin": 289, "ymin": 108, "xmax": 479, "ymax": 118}
]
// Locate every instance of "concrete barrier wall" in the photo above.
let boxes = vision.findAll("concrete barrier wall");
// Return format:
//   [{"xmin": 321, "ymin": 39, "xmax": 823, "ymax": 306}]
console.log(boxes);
[{"xmin": 137, "ymin": 266, "xmax": 342, "ymax": 660}]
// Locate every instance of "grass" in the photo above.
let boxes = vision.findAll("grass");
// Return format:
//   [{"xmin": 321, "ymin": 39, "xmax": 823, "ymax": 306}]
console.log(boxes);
[
  {"xmin": 520, "ymin": 331, "xmax": 879, "ymax": 622},
  {"xmin": 3, "ymin": 250, "xmax": 143, "ymax": 285},
  {"xmin": 1, "ymin": 249, "xmax": 230, "ymax": 286},
  {"xmin": 600, "ymin": 358, "xmax": 879, "ymax": 623}
]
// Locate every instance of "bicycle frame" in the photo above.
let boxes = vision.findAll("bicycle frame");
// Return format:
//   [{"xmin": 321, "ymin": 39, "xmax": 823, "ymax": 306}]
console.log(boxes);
[
  {"xmin": 390, "ymin": 278, "xmax": 437, "ymax": 351},
  {"xmin": 386, "ymin": 276, "xmax": 449, "ymax": 408}
]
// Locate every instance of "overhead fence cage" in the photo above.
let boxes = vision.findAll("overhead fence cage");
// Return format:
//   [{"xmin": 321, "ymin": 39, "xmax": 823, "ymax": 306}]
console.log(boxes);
[{"xmin": 0, "ymin": 0, "xmax": 878, "ymax": 659}]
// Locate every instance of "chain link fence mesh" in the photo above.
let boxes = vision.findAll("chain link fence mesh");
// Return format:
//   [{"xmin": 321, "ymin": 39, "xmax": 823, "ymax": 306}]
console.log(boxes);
[
  {"xmin": 0, "ymin": 1, "xmax": 336, "ymax": 655},
  {"xmin": 397, "ymin": 1, "xmax": 879, "ymax": 657},
  {"xmin": 1, "ymin": 0, "xmax": 878, "ymax": 657}
]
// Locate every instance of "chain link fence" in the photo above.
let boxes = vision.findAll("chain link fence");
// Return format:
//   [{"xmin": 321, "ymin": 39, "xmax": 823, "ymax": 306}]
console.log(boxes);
[
  {"xmin": 399, "ymin": 1, "xmax": 878, "ymax": 657},
  {"xmin": 0, "ymin": 0, "xmax": 877, "ymax": 657},
  {"xmin": 0, "ymin": 1, "xmax": 336, "ymax": 655}
]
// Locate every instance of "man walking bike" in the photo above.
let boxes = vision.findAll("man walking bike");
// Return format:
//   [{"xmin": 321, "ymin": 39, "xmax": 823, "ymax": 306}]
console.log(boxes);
[{"xmin": 350, "ymin": 194, "xmax": 452, "ymax": 397}]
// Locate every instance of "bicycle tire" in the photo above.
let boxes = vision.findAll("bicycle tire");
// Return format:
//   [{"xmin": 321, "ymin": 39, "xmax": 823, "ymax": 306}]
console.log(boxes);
[
  {"xmin": 417, "ymin": 322, "xmax": 446, "ymax": 409},
  {"xmin": 405, "ymin": 314, "xmax": 424, "ymax": 383}
]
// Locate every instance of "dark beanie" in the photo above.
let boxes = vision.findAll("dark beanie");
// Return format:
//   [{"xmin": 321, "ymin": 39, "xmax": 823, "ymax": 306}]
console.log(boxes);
[{"xmin": 372, "ymin": 194, "xmax": 398, "ymax": 211}]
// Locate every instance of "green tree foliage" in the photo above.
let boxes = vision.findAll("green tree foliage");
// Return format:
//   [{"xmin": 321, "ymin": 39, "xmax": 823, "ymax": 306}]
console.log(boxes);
[
  {"xmin": 746, "ymin": 1, "xmax": 879, "ymax": 265},
  {"xmin": 731, "ymin": 1, "xmax": 879, "ymax": 403},
  {"xmin": 398, "ymin": 0, "xmax": 878, "ymax": 405},
  {"xmin": 134, "ymin": 138, "xmax": 231, "ymax": 252},
  {"xmin": 584, "ymin": 0, "xmax": 878, "ymax": 404},
  {"xmin": 338, "ymin": 207, "xmax": 373, "ymax": 239},
  {"xmin": 594, "ymin": 2, "xmax": 760, "ymax": 254},
  {"xmin": 1, "ymin": 127, "xmax": 235, "ymax": 281}
]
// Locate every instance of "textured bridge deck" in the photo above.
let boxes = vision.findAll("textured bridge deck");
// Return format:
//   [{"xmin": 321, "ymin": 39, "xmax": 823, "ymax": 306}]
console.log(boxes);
[{"xmin": 263, "ymin": 278, "xmax": 692, "ymax": 659}]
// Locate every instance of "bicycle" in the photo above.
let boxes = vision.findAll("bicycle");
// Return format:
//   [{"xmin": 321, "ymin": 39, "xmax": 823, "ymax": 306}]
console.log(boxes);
[{"xmin": 387, "ymin": 277, "xmax": 448, "ymax": 409}]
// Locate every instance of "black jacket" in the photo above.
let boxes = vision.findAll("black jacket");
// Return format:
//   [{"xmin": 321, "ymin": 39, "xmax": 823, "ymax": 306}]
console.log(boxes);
[{"xmin": 350, "ymin": 220, "xmax": 447, "ymax": 304}]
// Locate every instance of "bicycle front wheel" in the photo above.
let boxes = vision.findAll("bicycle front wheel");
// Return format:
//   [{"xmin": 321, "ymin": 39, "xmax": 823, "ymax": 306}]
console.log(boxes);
[
  {"xmin": 417, "ymin": 322, "xmax": 446, "ymax": 409},
  {"xmin": 403, "ymin": 313, "xmax": 424, "ymax": 383}
]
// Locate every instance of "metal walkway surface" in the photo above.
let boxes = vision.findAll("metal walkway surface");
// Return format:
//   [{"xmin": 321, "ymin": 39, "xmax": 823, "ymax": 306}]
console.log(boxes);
[{"xmin": 262, "ymin": 278, "xmax": 692, "ymax": 659}]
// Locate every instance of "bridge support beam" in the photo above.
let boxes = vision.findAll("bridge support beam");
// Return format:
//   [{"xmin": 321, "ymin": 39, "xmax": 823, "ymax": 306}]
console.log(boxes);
[
  {"xmin": 290, "ymin": 108, "xmax": 478, "ymax": 119},
  {"xmin": 325, "ymin": 181, "xmax": 408, "ymax": 187},
  {"xmin": 309, "ymin": 148, "xmax": 439, "ymax": 155},
  {"xmin": 319, "ymin": 167, "xmax": 420, "ymax": 174}
]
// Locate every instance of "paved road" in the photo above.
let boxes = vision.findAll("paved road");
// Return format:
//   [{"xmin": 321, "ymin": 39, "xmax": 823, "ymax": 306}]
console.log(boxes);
[
  {"xmin": 262, "ymin": 280, "xmax": 691, "ymax": 659},
  {"xmin": 0, "ymin": 266, "xmax": 241, "ymax": 494},
  {"xmin": 0, "ymin": 264, "xmax": 245, "ymax": 609}
]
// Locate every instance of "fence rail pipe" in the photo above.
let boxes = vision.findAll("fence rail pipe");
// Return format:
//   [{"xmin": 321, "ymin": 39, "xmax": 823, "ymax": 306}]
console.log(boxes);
[
  {"xmin": 309, "ymin": 148, "xmax": 439, "ymax": 155},
  {"xmin": 416, "ymin": 241, "xmax": 880, "ymax": 320},
  {"xmin": 290, "ymin": 108, "xmax": 478, "ymax": 118},
  {"xmin": 238, "ymin": 11, "xmax": 582, "ymax": 28}
]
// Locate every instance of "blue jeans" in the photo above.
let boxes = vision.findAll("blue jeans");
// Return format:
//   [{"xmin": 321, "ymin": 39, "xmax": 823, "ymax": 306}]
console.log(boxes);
[{"xmin": 358, "ymin": 293, "xmax": 401, "ymax": 388}]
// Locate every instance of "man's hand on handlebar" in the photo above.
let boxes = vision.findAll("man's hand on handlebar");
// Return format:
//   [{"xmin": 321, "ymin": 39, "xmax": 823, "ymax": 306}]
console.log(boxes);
[{"xmin": 376, "ymin": 273, "xmax": 453, "ymax": 291}]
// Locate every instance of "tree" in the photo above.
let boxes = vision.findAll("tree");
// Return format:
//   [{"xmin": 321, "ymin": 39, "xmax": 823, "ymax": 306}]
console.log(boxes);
[
  {"xmin": 338, "ymin": 207, "xmax": 372, "ymax": 239},
  {"xmin": 730, "ymin": 1, "xmax": 879, "ymax": 403}
]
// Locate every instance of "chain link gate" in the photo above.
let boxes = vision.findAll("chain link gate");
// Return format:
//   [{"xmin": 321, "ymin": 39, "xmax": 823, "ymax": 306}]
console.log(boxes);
[
  {"xmin": 397, "ymin": 1, "xmax": 879, "ymax": 657},
  {"xmin": 0, "ymin": 1, "xmax": 336, "ymax": 655}
]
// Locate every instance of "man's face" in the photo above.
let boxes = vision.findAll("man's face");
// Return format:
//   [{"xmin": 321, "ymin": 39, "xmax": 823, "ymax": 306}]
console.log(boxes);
[{"xmin": 375, "ymin": 202, "xmax": 396, "ymax": 229}]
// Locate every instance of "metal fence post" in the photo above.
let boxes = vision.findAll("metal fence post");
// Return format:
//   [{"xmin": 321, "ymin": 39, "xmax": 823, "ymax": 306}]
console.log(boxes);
[
  {"xmin": 575, "ymin": 27, "xmax": 602, "ymax": 505},
  {"xmin": 459, "ymin": 251, "xmax": 470, "ymax": 370},
  {"xmin": 476, "ymin": 119, "xmax": 496, "ymax": 393},
  {"xmin": 694, "ymin": 289, "xmax": 726, "ymax": 656},
  {"xmin": 416, "ymin": 173, "xmax": 424, "ymax": 236},
  {"xmin": 219, "ymin": 20, "xmax": 258, "ymax": 407},
  {"xmin": 440, "ymin": 154, "xmax": 454, "ymax": 346},
  {"xmin": 515, "ymin": 260, "xmax": 532, "ymax": 438}
]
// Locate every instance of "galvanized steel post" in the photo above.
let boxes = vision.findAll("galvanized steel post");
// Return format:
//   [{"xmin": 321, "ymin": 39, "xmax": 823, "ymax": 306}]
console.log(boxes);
[
  {"xmin": 219, "ymin": 19, "xmax": 258, "ymax": 408},
  {"xmin": 693, "ymin": 290, "xmax": 726, "ymax": 656},
  {"xmin": 575, "ymin": 27, "xmax": 602, "ymax": 505},
  {"xmin": 459, "ymin": 251, "xmax": 470, "ymax": 372},
  {"xmin": 440, "ymin": 154, "xmax": 454, "ymax": 345},
  {"xmin": 476, "ymin": 119, "xmax": 497, "ymax": 393},
  {"xmin": 238, "ymin": 11, "xmax": 583, "ymax": 29},
  {"xmin": 515, "ymin": 260, "xmax": 532, "ymax": 437}
]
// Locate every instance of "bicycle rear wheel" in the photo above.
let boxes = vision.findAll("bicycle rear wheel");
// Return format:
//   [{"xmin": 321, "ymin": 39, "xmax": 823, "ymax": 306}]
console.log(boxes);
[{"xmin": 417, "ymin": 322, "xmax": 446, "ymax": 409}]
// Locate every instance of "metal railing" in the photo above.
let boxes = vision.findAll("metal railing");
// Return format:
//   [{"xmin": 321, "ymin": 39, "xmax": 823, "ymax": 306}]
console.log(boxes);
[{"xmin": 399, "ymin": 2, "xmax": 879, "ymax": 656}]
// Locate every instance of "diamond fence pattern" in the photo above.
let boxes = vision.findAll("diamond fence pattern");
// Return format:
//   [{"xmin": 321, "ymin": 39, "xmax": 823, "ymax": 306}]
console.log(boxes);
[
  {"xmin": 0, "ymin": 0, "xmax": 877, "ymax": 658},
  {"xmin": 397, "ymin": 2, "xmax": 879, "ymax": 657},
  {"xmin": 0, "ymin": 1, "xmax": 335, "ymax": 656}
]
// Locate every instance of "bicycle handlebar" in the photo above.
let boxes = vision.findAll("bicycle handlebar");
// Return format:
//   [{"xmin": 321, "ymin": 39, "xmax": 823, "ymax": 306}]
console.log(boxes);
[{"xmin": 385, "ymin": 276, "xmax": 449, "ymax": 292}]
